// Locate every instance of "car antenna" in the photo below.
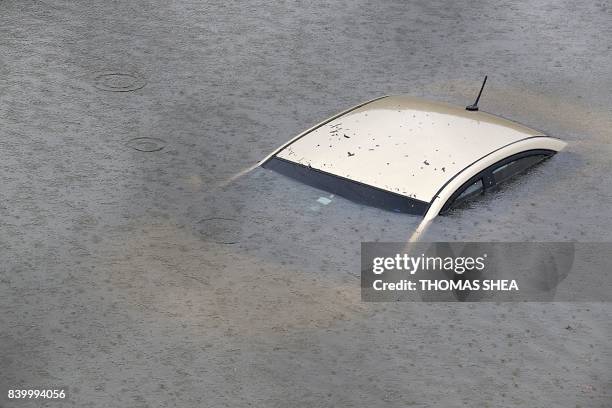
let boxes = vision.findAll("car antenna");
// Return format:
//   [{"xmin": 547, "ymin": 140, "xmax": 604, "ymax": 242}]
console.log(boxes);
[{"xmin": 466, "ymin": 75, "xmax": 487, "ymax": 111}]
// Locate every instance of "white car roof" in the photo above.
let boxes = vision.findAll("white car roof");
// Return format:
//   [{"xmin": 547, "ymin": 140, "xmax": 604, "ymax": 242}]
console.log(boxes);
[{"xmin": 267, "ymin": 95, "xmax": 555, "ymax": 203}]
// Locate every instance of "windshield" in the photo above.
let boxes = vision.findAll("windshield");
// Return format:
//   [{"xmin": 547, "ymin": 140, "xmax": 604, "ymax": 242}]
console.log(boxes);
[{"xmin": 263, "ymin": 157, "xmax": 430, "ymax": 215}]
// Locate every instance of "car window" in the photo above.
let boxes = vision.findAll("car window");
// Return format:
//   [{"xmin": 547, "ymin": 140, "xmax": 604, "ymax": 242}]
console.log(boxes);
[
  {"xmin": 492, "ymin": 154, "xmax": 548, "ymax": 184},
  {"xmin": 448, "ymin": 179, "xmax": 484, "ymax": 210},
  {"xmin": 440, "ymin": 150, "xmax": 555, "ymax": 215}
]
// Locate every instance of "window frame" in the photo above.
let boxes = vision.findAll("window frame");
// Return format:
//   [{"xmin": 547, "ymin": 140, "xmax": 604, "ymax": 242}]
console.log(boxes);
[{"xmin": 439, "ymin": 149, "xmax": 555, "ymax": 214}]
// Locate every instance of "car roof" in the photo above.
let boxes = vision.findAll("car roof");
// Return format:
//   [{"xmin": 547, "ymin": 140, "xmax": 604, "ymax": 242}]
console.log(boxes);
[{"xmin": 268, "ymin": 95, "xmax": 549, "ymax": 203}]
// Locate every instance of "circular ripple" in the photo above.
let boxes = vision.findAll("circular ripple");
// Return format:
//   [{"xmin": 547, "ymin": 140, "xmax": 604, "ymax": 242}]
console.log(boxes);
[
  {"xmin": 93, "ymin": 71, "xmax": 146, "ymax": 92},
  {"xmin": 125, "ymin": 137, "xmax": 167, "ymax": 152},
  {"xmin": 197, "ymin": 217, "xmax": 241, "ymax": 244}
]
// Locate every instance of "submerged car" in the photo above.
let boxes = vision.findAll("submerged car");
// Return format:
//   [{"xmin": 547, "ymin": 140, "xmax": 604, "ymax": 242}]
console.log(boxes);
[{"xmin": 260, "ymin": 89, "xmax": 566, "ymax": 221}]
